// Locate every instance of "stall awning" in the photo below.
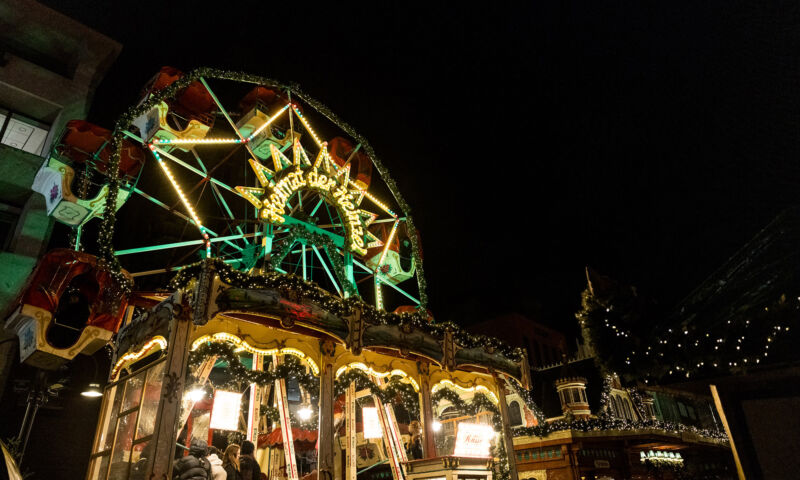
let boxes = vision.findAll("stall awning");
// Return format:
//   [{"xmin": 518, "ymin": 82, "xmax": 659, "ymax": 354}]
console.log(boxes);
[{"xmin": 258, "ymin": 428, "xmax": 317, "ymax": 451}]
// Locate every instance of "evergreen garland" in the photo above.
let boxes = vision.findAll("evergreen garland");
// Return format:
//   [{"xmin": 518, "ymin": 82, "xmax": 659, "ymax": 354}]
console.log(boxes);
[
  {"xmin": 512, "ymin": 416, "xmax": 728, "ymax": 441},
  {"xmin": 506, "ymin": 378, "xmax": 546, "ymax": 424},
  {"xmin": 168, "ymin": 258, "xmax": 524, "ymax": 362},
  {"xmin": 260, "ymin": 404, "xmax": 318, "ymax": 430},
  {"xmin": 334, "ymin": 368, "xmax": 420, "ymax": 420},
  {"xmin": 188, "ymin": 341, "xmax": 320, "ymax": 397},
  {"xmin": 430, "ymin": 387, "xmax": 508, "ymax": 480}
]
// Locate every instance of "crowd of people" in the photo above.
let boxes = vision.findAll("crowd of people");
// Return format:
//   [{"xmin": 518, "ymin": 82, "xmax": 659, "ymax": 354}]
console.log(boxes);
[
  {"xmin": 173, "ymin": 439, "xmax": 263, "ymax": 480},
  {"xmin": 170, "ymin": 419, "xmax": 423, "ymax": 480}
]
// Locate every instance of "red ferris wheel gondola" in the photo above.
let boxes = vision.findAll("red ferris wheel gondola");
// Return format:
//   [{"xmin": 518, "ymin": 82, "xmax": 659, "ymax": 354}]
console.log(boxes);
[
  {"xmin": 4, "ymin": 249, "xmax": 131, "ymax": 370},
  {"xmin": 327, "ymin": 137, "xmax": 372, "ymax": 190},
  {"xmin": 132, "ymin": 66, "xmax": 217, "ymax": 152}
]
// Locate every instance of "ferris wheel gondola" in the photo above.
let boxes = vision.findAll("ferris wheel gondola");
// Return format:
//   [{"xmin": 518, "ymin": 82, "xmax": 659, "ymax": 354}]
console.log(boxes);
[
  {"xmin": 131, "ymin": 66, "xmax": 217, "ymax": 152},
  {"xmin": 32, "ymin": 120, "xmax": 143, "ymax": 227}
]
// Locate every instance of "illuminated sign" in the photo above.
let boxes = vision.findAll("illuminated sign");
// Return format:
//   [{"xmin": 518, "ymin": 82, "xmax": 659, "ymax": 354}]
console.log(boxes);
[
  {"xmin": 453, "ymin": 423, "xmax": 494, "ymax": 458},
  {"xmin": 237, "ymin": 146, "xmax": 372, "ymax": 255},
  {"xmin": 640, "ymin": 450, "xmax": 683, "ymax": 465},
  {"xmin": 362, "ymin": 407, "xmax": 383, "ymax": 439},
  {"xmin": 210, "ymin": 390, "xmax": 242, "ymax": 431}
]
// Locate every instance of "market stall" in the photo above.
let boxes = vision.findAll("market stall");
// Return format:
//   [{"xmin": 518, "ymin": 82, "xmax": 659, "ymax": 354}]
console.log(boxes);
[{"xmin": 72, "ymin": 69, "xmax": 530, "ymax": 480}]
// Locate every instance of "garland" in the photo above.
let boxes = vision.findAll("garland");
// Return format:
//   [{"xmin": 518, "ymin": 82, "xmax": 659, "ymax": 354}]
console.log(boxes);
[
  {"xmin": 188, "ymin": 341, "xmax": 320, "ymax": 398},
  {"xmin": 577, "ymin": 284, "xmax": 800, "ymax": 381},
  {"xmin": 430, "ymin": 388, "xmax": 502, "ymax": 431},
  {"xmin": 512, "ymin": 416, "xmax": 728, "ymax": 441},
  {"xmin": 268, "ymin": 225, "xmax": 357, "ymax": 296},
  {"xmin": 260, "ymin": 405, "xmax": 318, "ymax": 430},
  {"xmin": 506, "ymin": 378, "xmax": 546, "ymax": 424},
  {"xmin": 597, "ymin": 375, "xmax": 614, "ymax": 419},
  {"xmin": 168, "ymin": 258, "xmax": 524, "ymax": 362},
  {"xmin": 96, "ymin": 67, "xmax": 427, "ymax": 307},
  {"xmin": 430, "ymin": 387, "xmax": 508, "ymax": 480},
  {"xmin": 334, "ymin": 369, "xmax": 420, "ymax": 420}
]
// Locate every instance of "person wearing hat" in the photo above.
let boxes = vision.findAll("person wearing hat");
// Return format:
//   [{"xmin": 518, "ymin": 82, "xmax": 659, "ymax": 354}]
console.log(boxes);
[{"xmin": 173, "ymin": 438, "xmax": 212, "ymax": 480}]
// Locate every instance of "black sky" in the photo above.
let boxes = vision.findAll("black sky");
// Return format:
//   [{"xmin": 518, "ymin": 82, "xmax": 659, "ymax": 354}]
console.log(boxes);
[{"xmin": 43, "ymin": 1, "xmax": 800, "ymax": 333}]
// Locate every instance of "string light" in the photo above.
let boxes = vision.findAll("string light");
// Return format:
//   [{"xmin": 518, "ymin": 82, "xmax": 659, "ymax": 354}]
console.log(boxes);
[
  {"xmin": 431, "ymin": 379, "xmax": 499, "ymax": 404},
  {"xmin": 236, "ymin": 186, "xmax": 265, "ymax": 209},
  {"xmin": 292, "ymin": 104, "xmax": 322, "ymax": 147},
  {"xmin": 149, "ymin": 145, "xmax": 211, "ymax": 257},
  {"xmin": 376, "ymin": 220, "xmax": 399, "ymax": 271},
  {"xmin": 191, "ymin": 333, "xmax": 319, "ymax": 374},
  {"xmin": 352, "ymin": 184, "xmax": 397, "ymax": 217},
  {"xmin": 247, "ymin": 103, "xmax": 291, "ymax": 141},
  {"xmin": 335, "ymin": 362, "xmax": 419, "ymax": 391},
  {"xmin": 152, "ymin": 137, "xmax": 242, "ymax": 145},
  {"xmin": 111, "ymin": 336, "xmax": 168, "ymax": 379}
]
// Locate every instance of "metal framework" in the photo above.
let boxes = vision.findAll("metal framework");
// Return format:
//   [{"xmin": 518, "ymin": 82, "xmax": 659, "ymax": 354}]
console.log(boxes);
[{"xmin": 112, "ymin": 76, "xmax": 421, "ymax": 311}]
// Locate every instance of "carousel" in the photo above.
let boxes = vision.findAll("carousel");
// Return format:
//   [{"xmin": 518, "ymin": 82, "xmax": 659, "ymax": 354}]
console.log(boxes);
[{"xmin": 6, "ymin": 68, "xmax": 531, "ymax": 480}]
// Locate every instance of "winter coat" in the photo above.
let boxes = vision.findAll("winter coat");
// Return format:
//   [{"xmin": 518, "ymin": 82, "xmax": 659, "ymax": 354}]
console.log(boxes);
[
  {"xmin": 207, "ymin": 454, "xmax": 227, "ymax": 480},
  {"xmin": 407, "ymin": 435, "xmax": 423, "ymax": 460},
  {"xmin": 224, "ymin": 464, "xmax": 243, "ymax": 480},
  {"xmin": 173, "ymin": 454, "xmax": 211, "ymax": 480},
  {"xmin": 239, "ymin": 454, "xmax": 261, "ymax": 480}
]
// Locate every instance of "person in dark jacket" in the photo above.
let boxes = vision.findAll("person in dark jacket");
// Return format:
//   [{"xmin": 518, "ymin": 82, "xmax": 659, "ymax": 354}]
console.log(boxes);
[
  {"xmin": 173, "ymin": 439, "xmax": 212, "ymax": 480},
  {"xmin": 406, "ymin": 420, "xmax": 423, "ymax": 460},
  {"xmin": 222, "ymin": 444, "xmax": 242, "ymax": 480},
  {"xmin": 238, "ymin": 441, "xmax": 261, "ymax": 480}
]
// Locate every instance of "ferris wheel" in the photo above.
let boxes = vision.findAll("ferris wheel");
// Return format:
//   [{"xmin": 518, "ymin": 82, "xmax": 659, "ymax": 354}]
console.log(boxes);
[{"xmin": 79, "ymin": 67, "xmax": 427, "ymax": 312}]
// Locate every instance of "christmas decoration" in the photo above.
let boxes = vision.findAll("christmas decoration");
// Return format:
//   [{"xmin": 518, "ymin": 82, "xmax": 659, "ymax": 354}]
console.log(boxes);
[
  {"xmin": 576, "ymin": 282, "xmax": 800, "ymax": 382},
  {"xmin": 96, "ymin": 68, "xmax": 428, "ymax": 308},
  {"xmin": 334, "ymin": 368, "xmax": 420, "ymax": 420},
  {"xmin": 188, "ymin": 341, "xmax": 320, "ymax": 397},
  {"xmin": 512, "ymin": 415, "xmax": 728, "ymax": 440},
  {"xmin": 169, "ymin": 258, "xmax": 525, "ymax": 362}
]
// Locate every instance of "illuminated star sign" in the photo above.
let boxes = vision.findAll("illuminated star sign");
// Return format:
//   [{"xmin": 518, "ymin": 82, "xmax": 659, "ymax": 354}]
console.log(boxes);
[{"xmin": 236, "ymin": 140, "xmax": 377, "ymax": 255}]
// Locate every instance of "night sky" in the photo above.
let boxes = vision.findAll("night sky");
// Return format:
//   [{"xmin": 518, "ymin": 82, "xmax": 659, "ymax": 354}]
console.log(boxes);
[{"xmin": 43, "ymin": 1, "xmax": 800, "ymax": 334}]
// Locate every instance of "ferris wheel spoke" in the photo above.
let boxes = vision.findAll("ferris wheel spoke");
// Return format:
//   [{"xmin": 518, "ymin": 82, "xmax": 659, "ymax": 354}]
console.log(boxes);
[
  {"xmin": 209, "ymin": 182, "xmax": 247, "ymax": 242},
  {"xmin": 151, "ymin": 145, "xmax": 240, "ymax": 196},
  {"xmin": 188, "ymin": 148, "xmax": 208, "ymax": 174},
  {"xmin": 310, "ymin": 244, "xmax": 343, "ymax": 297},
  {"xmin": 130, "ymin": 186, "xmax": 217, "ymax": 235},
  {"xmin": 116, "ymin": 231, "xmax": 261, "ymax": 256},
  {"xmin": 352, "ymin": 258, "xmax": 419, "ymax": 305},
  {"xmin": 199, "ymin": 77, "xmax": 262, "ymax": 161},
  {"xmin": 129, "ymin": 258, "xmax": 241, "ymax": 278}
]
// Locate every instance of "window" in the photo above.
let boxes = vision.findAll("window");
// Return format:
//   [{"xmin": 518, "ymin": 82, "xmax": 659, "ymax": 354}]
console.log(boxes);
[
  {"xmin": 677, "ymin": 401, "xmax": 688, "ymax": 418},
  {"xmin": 0, "ymin": 203, "xmax": 20, "ymax": 251},
  {"xmin": 621, "ymin": 397, "xmax": 633, "ymax": 420},
  {"xmin": 0, "ymin": 108, "xmax": 49, "ymax": 155},
  {"xmin": 625, "ymin": 398, "xmax": 636, "ymax": 420},
  {"xmin": 508, "ymin": 401, "xmax": 523, "ymax": 426},
  {"xmin": 571, "ymin": 389, "xmax": 581, "ymax": 403},
  {"xmin": 580, "ymin": 389, "xmax": 587, "ymax": 403},
  {"xmin": 88, "ymin": 358, "xmax": 166, "ymax": 480},
  {"xmin": 612, "ymin": 395, "xmax": 623, "ymax": 418}
]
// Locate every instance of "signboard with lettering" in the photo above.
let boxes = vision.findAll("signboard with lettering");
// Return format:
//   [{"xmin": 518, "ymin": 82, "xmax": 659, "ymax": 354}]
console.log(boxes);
[
  {"xmin": 210, "ymin": 391, "xmax": 242, "ymax": 431},
  {"xmin": 453, "ymin": 423, "xmax": 494, "ymax": 458}
]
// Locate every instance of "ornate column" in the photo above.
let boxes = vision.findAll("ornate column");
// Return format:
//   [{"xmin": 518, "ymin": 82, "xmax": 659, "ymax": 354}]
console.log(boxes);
[
  {"xmin": 144, "ymin": 294, "xmax": 193, "ymax": 479},
  {"xmin": 416, "ymin": 360, "xmax": 437, "ymax": 458},
  {"xmin": 317, "ymin": 339, "xmax": 337, "ymax": 480},
  {"xmin": 492, "ymin": 371, "xmax": 519, "ymax": 480}
]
